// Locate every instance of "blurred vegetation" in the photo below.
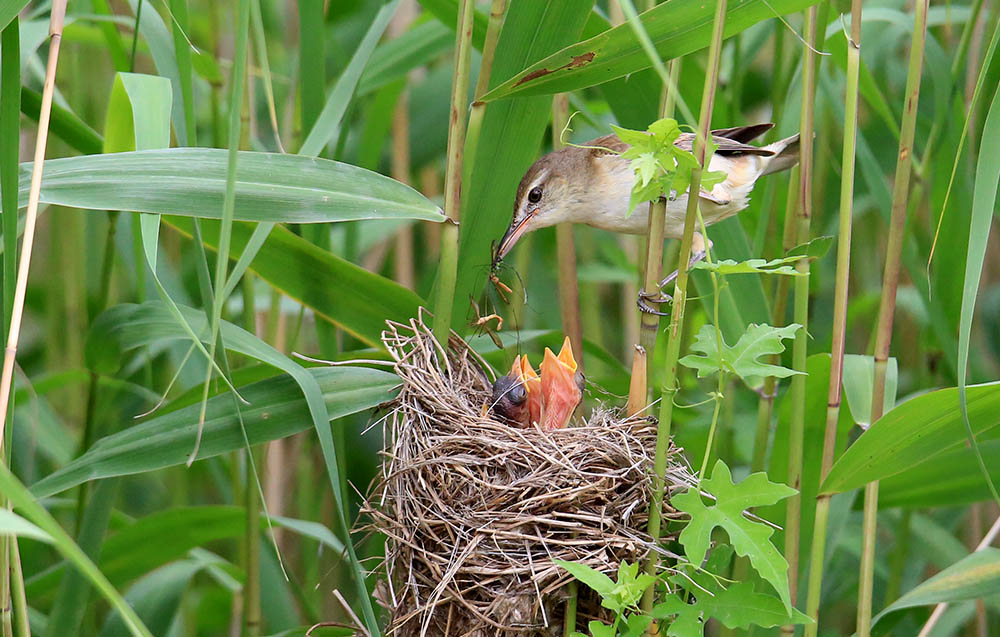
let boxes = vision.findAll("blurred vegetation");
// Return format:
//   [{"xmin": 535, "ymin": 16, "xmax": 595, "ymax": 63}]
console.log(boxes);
[{"xmin": 0, "ymin": 0, "xmax": 998, "ymax": 635}]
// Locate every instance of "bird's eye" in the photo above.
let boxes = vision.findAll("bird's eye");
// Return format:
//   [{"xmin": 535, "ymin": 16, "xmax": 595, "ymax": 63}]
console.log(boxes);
[
  {"xmin": 527, "ymin": 187, "xmax": 543, "ymax": 204},
  {"xmin": 508, "ymin": 383, "xmax": 526, "ymax": 403}
]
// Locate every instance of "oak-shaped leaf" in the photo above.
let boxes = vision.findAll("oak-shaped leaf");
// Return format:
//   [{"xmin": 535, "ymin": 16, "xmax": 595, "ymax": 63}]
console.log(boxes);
[
  {"xmin": 671, "ymin": 460, "xmax": 797, "ymax": 613},
  {"xmin": 652, "ymin": 579, "xmax": 812, "ymax": 636},
  {"xmin": 679, "ymin": 322, "xmax": 802, "ymax": 388},
  {"xmin": 693, "ymin": 257, "xmax": 806, "ymax": 277}
]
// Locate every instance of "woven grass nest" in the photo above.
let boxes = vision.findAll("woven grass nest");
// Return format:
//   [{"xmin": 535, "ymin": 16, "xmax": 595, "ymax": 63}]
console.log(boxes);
[{"xmin": 363, "ymin": 314, "xmax": 694, "ymax": 636}]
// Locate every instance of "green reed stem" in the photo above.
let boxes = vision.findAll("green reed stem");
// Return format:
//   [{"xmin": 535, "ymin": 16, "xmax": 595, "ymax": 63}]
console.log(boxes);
[
  {"xmin": 803, "ymin": 1, "xmax": 862, "ymax": 633},
  {"xmin": 432, "ymin": 0, "xmax": 476, "ymax": 344},
  {"xmin": 464, "ymin": 0, "xmax": 506, "ymax": 170},
  {"xmin": 784, "ymin": 6, "xmax": 821, "ymax": 623},
  {"xmin": 641, "ymin": 0, "xmax": 728, "ymax": 615},
  {"xmin": 638, "ymin": 59, "xmax": 680, "ymax": 403},
  {"xmin": 857, "ymin": 1, "xmax": 929, "ymax": 634}
]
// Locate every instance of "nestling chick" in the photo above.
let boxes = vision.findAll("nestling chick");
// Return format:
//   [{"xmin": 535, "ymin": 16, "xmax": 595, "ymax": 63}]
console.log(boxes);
[
  {"xmin": 539, "ymin": 337, "xmax": 585, "ymax": 431},
  {"xmin": 491, "ymin": 355, "xmax": 542, "ymax": 427}
]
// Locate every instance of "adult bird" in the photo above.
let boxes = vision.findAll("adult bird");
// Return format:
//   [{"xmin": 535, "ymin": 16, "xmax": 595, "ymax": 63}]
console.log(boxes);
[{"xmin": 494, "ymin": 123, "xmax": 799, "ymax": 312}]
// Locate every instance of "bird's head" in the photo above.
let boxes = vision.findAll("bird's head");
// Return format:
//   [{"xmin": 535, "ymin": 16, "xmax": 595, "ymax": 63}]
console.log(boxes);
[
  {"xmin": 491, "ymin": 355, "xmax": 542, "ymax": 427},
  {"xmin": 496, "ymin": 153, "xmax": 578, "ymax": 261}
]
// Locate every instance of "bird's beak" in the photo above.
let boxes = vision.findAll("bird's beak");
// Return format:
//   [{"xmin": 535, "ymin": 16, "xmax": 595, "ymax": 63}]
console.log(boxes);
[
  {"xmin": 496, "ymin": 212, "xmax": 535, "ymax": 261},
  {"xmin": 539, "ymin": 337, "xmax": 582, "ymax": 430}
]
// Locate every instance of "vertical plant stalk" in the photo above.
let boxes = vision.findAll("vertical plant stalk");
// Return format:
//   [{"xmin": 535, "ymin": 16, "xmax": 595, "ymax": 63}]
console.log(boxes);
[
  {"xmin": 804, "ymin": 1, "xmax": 862, "ymax": 632},
  {"xmin": 0, "ymin": 0, "xmax": 68, "ymax": 453},
  {"xmin": 0, "ymin": 17, "xmax": 22, "ymax": 637},
  {"xmin": 390, "ymin": 0, "xmax": 417, "ymax": 289},
  {"xmin": 637, "ymin": 59, "xmax": 681, "ymax": 405},
  {"xmin": 784, "ymin": 6, "xmax": 820, "ymax": 621},
  {"xmin": 642, "ymin": 0, "xmax": 728, "ymax": 612},
  {"xmin": 464, "ymin": 0, "xmax": 506, "ymax": 167},
  {"xmin": 858, "ymin": 1, "xmax": 929, "ymax": 634},
  {"xmin": 432, "ymin": 0, "xmax": 476, "ymax": 344},
  {"xmin": 552, "ymin": 93, "xmax": 584, "ymax": 364}
]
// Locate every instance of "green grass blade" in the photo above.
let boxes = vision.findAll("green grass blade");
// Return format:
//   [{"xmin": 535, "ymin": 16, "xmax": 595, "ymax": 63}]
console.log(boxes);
[
  {"xmin": 44, "ymin": 480, "xmax": 119, "ymax": 637},
  {"xmin": 1, "ymin": 18, "xmax": 18, "ymax": 369},
  {"xmin": 957, "ymin": 79, "xmax": 1000, "ymax": 506},
  {"xmin": 0, "ymin": 463, "xmax": 153, "ymax": 637},
  {"xmin": 481, "ymin": 0, "xmax": 821, "ymax": 100},
  {"xmin": 357, "ymin": 18, "xmax": 451, "ymax": 96},
  {"xmin": 91, "ymin": 0, "xmax": 131, "ymax": 72},
  {"xmin": 20, "ymin": 86, "xmax": 103, "ymax": 155},
  {"xmin": 872, "ymin": 548, "xmax": 1000, "ymax": 627},
  {"xmin": 165, "ymin": 217, "xmax": 424, "ymax": 348},
  {"xmin": 820, "ymin": 381, "xmax": 1000, "ymax": 494},
  {"xmin": 298, "ymin": 0, "xmax": 325, "ymax": 138},
  {"xmin": 127, "ymin": 0, "xmax": 187, "ymax": 145},
  {"xmin": 0, "ymin": 1, "xmax": 28, "ymax": 31},
  {"xmin": 10, "ymin": 149, "xmax": 445, "ymax": 223},
  {"xmin": 168, "ymin": 0, "xmax": 195, "ymax": 146},
  {"xmin": 299, "ymin": 0, "xmax": 398, "ymax": 158},
  {"xmin": 29, "ymin": 365, "xmax": 398, "ymax": 499}
]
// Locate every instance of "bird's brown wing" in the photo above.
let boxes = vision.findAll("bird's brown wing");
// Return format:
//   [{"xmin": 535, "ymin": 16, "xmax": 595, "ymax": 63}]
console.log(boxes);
[
  {"xmin": 587, "ymin": 133, "xmax": 629, "ymax": 158},
  {"xmin": 710, "ymin": 123, "xmax": 774, "ymax": 143}
]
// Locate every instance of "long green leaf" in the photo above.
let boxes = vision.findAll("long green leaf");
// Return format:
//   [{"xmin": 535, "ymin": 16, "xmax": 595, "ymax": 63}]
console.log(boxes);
[
  {"xmin": 357, "ymin": 19, "xmax": 452, "ymax": 96},
  {"xmin": 164, "ymin": 218, "xmax": 424, "ymax": 348},
  {"xmin": 0, "ymin": 464, "xmax": 153, "ymax": 637},
  {"xmin": 27, "ymin": 506, "xmax": 346, "ymax": 597},
  {"xmin": 481, "ymin": 0, "xmax": 821, "ymax": 101},
  {"xmin": 872, "ymin": 548, "xmax": 1000, "ymax": 627},
  {"xmin": 0, "ymin": 509, "xmax": 50, "ymax": 544},
  {"xmin": 880, "ymin": 439, "xmax": 1000, "ymax": 508},
  {"xmin": 299, "ymin": 0, "xmax": 398, "ymax": 158},
  {"xmin": 820, "ymin": 382, "xmax": 1000, "ymax": 494},
  {"xmin": 957, "ymin": 55, "xmax": 1000, "ymax": 506},
  {"xmin": 0, "ymin": 0, "xmax": 28, "ymax": 32},
  {"xmin": 29, "ymin": 366, "xmax": 398, "ymax": 499},
  {"xmin": 9, "ymin": 149, "xmax": 445, "ymax": 223}
]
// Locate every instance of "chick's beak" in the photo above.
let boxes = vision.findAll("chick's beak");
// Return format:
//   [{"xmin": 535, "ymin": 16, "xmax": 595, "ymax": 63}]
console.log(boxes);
[
  {"xmin": 516, "ymin": 354, "xmax": 543, "ymax": 426},
  {"xmin": 540, "ymin": 337, "xmax": 583, "ymax": 431},
  {"xmin": 496, "ymin": 212, "xmax": 535, "ymax": 261}
]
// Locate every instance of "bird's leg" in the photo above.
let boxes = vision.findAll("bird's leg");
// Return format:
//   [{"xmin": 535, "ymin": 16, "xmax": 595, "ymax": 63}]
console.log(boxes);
[{"xmin": 636, "ymin": 234, "xmax": 711, "ymax": 316}]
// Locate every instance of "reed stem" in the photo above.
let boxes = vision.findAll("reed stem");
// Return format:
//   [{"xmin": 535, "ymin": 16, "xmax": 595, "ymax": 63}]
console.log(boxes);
[
  {"xmin": 858, "ymin": 1, "xmax": 929, "ymax": 634},
  {"xmin": 783, "ymin": 8, "xmax": 820, "ymax": 622},
  {"xmin": 641, "ymin": 0, "xmax": 728, "ymax": 614},
  {"xmin": 804, "ymin": 1, "xmax": 862, "ymax": 632},
  {"xmin": 432, "ymin": 0, "xmax": 476, "ymax": 344}
]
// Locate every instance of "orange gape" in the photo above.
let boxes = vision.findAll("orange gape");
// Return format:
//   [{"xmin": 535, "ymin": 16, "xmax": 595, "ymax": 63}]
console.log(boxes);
[
  {"xmin": 539, "ymin": 337, "xmax": 584, "ymax": 430},
  {"xmin": 514, "ymin": 355, "xmax": 543, "ymax": 426}
]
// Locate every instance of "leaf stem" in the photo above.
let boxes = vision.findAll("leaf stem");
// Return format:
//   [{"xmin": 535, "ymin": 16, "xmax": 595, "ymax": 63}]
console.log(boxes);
[
  {"xmin": 432, "ymin": 0, "xmax": 476, "ymax": 344},
  {"xmin": 858, "ymin": 1, "xmax": 929, "ymax": 634}
]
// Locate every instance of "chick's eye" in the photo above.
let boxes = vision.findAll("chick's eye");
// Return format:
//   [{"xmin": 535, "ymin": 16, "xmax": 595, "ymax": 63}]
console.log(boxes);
[
  {"xmin": 508, "ymin": 383, "xmax": 526, "ymax": 403},
  {"xmin": 527, "ymin": 187, "xmax": 542, "ymax": 204}
]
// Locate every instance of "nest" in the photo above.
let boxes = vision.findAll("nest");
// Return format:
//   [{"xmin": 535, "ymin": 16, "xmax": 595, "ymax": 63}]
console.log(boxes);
[{"xmin": 363, "ymin": 313, "xmax": 693, "ymax": 636}]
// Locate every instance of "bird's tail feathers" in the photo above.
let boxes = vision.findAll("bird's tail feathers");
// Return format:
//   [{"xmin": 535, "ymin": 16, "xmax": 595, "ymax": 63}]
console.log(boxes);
[{"xmin": 761, "ymin": 134, "xmax": 800, "ymax": 176}]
